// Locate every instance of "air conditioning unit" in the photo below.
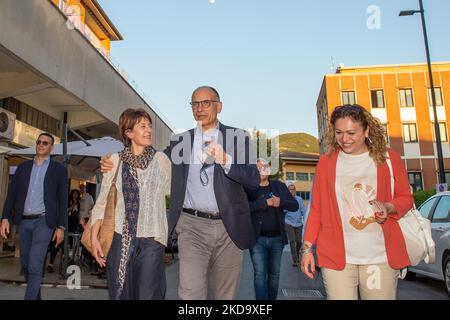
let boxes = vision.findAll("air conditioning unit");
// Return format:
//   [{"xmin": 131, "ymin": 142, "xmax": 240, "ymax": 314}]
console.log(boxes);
[{"xmin": 0, "ymin": 108, "xmax": 16, "ymax": 141}]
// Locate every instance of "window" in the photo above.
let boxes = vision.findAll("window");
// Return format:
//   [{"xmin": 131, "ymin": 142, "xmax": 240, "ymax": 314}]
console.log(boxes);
[
  {"xmin": 342, "ymin": 91, "xmax": 356, "ymax": 105},
  {"xmin": 399, "ymin": 89, "xmax": 414, "ymax": 107},
  {"xmin": 431, "ymin": 122, "xmax": 448, "ymax": 142},
  {"xmin": 445, "ymin": 172, "xmax": 450, "ymax": 185},
  {"xmin": 296, "ymin": 173, "xmax": 309, "ymax": 181},
  {"xmin": 408, "ymin": 172, "xmax": 423, "ymax": 192},
  {"xmin": 310, "ymin": 173, "xmax": 315, "ymax": 181},
  {"xmin": 427, "ymin": 87, "xmax": 443, "ymax": 106},
  {"xmin": 418, "ymin": 197, "xmax": 438, "ymax": 219},
  {"xmin": 431, "ymin": 196, "xmax": 450, "ymax": 222},
  {"xmin": 402, "ymin": 123, "xmax": 418, "ymax": 143},
  {"xmin": 381, "ymin": 124, "xmax": 390, "ymax": 145},
  {"xmin": 286, "ymin": 172, "xmax": 294, "ymax": 180},
  {"xmin": 371, "ymin": 90, "xmax": 385, "ymax": 108},
  {"xmin": 299, "ymin": 191, "xmax": 310, "ymax": 201}
]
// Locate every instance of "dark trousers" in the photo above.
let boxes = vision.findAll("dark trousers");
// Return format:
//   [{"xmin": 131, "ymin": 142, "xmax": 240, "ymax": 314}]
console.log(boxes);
[
  {"xmin": 106, "ymin": 233, "xmax": 166, "ymax": 300},
  {"xmin": 249, "ymin": 236, "xmax": 285, "ymax": 300},
  {"xmin": 48, "ymin": 240, "xmax": 62, "ymax": 265},
  {"xmin": 19, "ymin": 216, "xmax": 54, "ymax": 300},
  {"xmin": 285, "ymin": 224, "xmax": 303, "ymax": 264}
]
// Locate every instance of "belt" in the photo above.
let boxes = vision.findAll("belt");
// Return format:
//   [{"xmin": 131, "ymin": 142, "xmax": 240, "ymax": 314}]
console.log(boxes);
[
  {"xmin": 22, "ymin": 213, "xmax": 45, "ymax": 220},
  {"xmin": 183, "ymin": 208, "xmax": 221, "ymax": 220}
]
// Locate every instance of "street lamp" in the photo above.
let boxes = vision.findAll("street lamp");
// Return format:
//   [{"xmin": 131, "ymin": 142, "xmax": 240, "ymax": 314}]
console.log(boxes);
[{"xmin": 400, "ymin": 0, "xmax": 446, "ymax": 185}]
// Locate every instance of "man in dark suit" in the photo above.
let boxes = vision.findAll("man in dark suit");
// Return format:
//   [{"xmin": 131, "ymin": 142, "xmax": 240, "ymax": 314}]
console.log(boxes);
[
  {"xmin": 167, "ymin": 86, "xmax": 260, "ymax": 299},
  {"xmin": 101, "ymin": 86, "xmax": 259, "ymax": 299},
  {"xmin": 0, "ymin": 133, "xmax": 68, "ymax": 300}
]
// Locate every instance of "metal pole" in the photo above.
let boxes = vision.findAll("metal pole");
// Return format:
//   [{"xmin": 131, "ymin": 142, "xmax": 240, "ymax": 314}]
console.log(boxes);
[
  {"xmin": 61, "ymin": 112, "xmax": 69, "ymax": 278},
  {"xmin": 419, "ymin": 0, "xmax": 446, "ymax": 184},
  {"xmin": 67, "ymin": 126, "xmax": 91, "ymax": 147}
]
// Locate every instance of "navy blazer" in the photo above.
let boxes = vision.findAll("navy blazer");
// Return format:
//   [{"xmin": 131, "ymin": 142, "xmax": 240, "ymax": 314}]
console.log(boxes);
[
  {"xmin": 2, "ymin": 159, "xmax": 68, "ymax": 229},
  {"xmin": 244, "ymin": 180, "xmax": 299, "ymax": 245},
  {"xmin": 166, "ymin": 123, "xmax": 260, "ymax": 250}
]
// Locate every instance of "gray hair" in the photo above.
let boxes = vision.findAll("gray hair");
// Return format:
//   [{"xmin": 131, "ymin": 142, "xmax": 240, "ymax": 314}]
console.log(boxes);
[
  {"xmin": 193, "ymin": 86, "xmax": 221, "ymax": 101},
  {"xmin": 256, "ymin": 157, "xmax": 268, "ymax": 165}
]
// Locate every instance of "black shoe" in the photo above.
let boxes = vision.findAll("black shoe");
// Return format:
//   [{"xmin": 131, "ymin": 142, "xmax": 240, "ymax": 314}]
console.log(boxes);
[{"xmin": 47, "ymin": 265, "xmax": 54, "ymax": 273}]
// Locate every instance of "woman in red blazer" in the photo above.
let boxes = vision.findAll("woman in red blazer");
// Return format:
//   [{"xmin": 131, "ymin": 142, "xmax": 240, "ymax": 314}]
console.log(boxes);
[{"xmin": 301, "ymin": 105, "xmax": 413, "ymax": 300}]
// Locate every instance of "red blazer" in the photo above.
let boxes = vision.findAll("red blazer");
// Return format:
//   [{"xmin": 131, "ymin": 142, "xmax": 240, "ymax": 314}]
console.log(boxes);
[{"xmin": 304, "ymin": 149, "xmax": 414, "ymax": 270}]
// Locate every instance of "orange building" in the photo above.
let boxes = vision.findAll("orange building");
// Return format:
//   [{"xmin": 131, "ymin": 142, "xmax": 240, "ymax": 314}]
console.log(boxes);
[
  {"xmin": 317, "ymin": 62, "xmax": 450, "ymax": 191},
  {"xmin": 51, "ymin": 0, "xmax": 123, "ymax": 58}
]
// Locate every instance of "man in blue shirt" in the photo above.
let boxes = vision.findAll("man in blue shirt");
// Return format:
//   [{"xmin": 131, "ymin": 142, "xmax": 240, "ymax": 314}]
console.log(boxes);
[
  {"xmin": 0, "ymin": 133, "xmax": 68, "ymax": 300},
  {"xmin": 284, "ymin": 184, "xmax": 306, "ymax": 267}
]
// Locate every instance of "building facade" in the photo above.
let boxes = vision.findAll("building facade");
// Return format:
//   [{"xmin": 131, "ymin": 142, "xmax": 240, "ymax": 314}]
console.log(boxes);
[
  {"xmin": 0, "ymin": 0, "xmax": 173, "ymax": 212},
  {"xmin": 281, "ymin": 151, "xmax": 319, "ymax": 207},
  {"xmin": 317, "ymin": 62, "xmax": 450, "ymax": 191}
]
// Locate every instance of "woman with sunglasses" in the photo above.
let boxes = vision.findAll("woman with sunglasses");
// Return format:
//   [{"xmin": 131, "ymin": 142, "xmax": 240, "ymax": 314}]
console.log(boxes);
[{"xmin": 301, "ymin": 104, "xmax": 413, "ymax": 300}]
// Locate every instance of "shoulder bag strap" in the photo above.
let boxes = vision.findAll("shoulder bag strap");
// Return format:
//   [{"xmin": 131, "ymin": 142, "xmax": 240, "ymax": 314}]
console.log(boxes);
[{"xmin": 112, "ymin": 159, "xmax": 121, "ymax": 185}]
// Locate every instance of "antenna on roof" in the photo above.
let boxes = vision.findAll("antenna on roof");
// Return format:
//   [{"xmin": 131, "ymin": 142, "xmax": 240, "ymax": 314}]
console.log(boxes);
[{"xmin": 330, "ymin": 56, "xmax": 335, "ymax": 72}]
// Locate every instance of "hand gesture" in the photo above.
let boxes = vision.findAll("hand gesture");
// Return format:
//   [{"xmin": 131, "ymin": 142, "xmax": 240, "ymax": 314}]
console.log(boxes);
[
  {"xmin": 300, "ymin": 242, "xmax": 316, "ymax": 280},
  {"xmin": 52, "ymin": 228, "xmax": 64, "ymax": 247},
  {"xmin": 206, "ymin": 142, "xmax": 228, "ymax": 165},
  {"xmin": 91, "ymin": 236, "xmax": 106, "ymax": 268},
  {"xmin": 271, "ymin": 196, "xmax": 280, "ymax": 208},
  {"xmin": 100, "ymin": 154, "xmax": 113, "ymax": 173},
  {"xmin": 372, "ymin": 200, "xmax": 388, "ymax": 224},
  {"xmin": 0, "ymin": 220, "xmax": 10, "ymax": 239}
]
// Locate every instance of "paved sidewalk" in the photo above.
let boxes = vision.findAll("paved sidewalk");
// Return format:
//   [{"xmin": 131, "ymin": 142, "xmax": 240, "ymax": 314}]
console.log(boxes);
[{"xmin": 0, "ymin": 246, "xmax": 324, "ymax": 300}]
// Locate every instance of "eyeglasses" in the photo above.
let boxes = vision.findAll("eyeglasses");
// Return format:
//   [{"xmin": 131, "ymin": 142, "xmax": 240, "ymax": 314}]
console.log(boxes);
[
  {"xmin": 190, "ymin": 100, "xmax": 219, "ymax": 109},
  {"xmin": 36, "ymin": 140, "xmax": 51, "ymax": 146}
]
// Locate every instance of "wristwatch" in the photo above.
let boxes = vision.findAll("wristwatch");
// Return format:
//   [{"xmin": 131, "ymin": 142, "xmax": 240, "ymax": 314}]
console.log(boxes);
[{"xmin": 57, "ymin": 225, "xmax": 66, "ymax": 231}]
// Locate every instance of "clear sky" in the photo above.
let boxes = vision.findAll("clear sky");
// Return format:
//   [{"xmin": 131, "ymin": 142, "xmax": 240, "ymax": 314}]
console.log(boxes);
[{"xmin": 98, "ymin": 0, "xmax": 450, "ymax": 138}]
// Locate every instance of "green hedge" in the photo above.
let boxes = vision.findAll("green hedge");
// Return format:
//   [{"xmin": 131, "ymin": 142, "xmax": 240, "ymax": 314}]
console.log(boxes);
[{"xmin": 413, "ymin": 189, "xmax": 437, "ymax": 208}]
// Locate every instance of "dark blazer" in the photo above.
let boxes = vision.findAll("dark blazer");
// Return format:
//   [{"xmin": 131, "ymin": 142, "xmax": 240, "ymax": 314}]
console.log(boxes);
[
  {"xmin": 244, "ymin": 180, "xmax": 299, "ymax": 245},
  {"xmin": 2, "ymin": 159, "xmax": 68, "ymax": 230},
  {"xmin": 166, "ymin": 123, "xmax": 260, "ymax": 250}
]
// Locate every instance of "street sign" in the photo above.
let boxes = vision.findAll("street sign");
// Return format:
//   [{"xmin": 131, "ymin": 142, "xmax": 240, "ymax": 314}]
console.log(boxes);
[{"xmin": 436, "ymin": 183, "xmax": 448, "ymax": 193}]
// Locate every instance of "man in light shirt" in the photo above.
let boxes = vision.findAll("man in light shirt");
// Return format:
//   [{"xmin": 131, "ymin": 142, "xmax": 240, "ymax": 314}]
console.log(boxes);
[
  {"xmin": 285, "ymin": 184, "xmax": 306, "ymax": 267},
  {"xmin": 0, "ymin": 133, "xmax": 67, "ymax": 299},
  {"xmin": 78, "ymin": 184, "xmax": 94, "ymax": 228},
  {"xmin": 101, "ymin": 86, "xmax": 260, "ymax": 300}
]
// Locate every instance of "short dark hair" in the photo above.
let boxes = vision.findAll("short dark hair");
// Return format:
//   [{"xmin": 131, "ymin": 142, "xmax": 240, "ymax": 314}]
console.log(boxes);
[
  {"xmin": 38, "ymin": 132, "xmax": 55, "ymax": 145},
  {"xmin": 193, "ymin": 86, "xmax": 221, "ymax": 101},
  {"xmin": 119, "ymin": 108, "xmax": 153, "ymax": 147}
]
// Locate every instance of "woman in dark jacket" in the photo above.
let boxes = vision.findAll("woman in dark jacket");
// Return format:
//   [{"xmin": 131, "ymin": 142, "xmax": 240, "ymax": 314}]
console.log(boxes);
[{"xmin": 244, "ymin": 158, "xmax": 299, "ymax": 300}]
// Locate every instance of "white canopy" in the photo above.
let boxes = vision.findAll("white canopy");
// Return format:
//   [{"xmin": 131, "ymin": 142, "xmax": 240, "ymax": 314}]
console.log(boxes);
[{"xmin": 11, "ymin": 136, "xmax": 124, "ymax": 157}]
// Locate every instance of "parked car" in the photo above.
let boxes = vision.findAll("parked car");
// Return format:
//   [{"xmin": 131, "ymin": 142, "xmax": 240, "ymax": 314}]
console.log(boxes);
[{"xmin": 401, "ymin": 191, "xmax": 450, "ymax": 297}]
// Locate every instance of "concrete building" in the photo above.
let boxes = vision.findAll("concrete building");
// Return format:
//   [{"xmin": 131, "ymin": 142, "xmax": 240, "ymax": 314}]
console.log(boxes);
[
  {"xmin": 0, "ymin": 0, "xmax": 173, "ymax": 209},
  {"xmin": 317, "ymin": 62, "xmax": 450, "ymax": 191},
  {"xmin": 281, "ymin": 151, "xmax": 319, "ymax": 207}
]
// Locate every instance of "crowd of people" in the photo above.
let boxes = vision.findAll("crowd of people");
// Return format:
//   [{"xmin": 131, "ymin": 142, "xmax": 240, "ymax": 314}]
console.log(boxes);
[{"xmin": 0, "ymin": 86, "xmax": 414, "ymax": 301}]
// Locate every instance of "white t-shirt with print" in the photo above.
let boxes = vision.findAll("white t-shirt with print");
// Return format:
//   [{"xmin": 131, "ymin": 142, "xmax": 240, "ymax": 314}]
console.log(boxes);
[{"xmin": 335, "ymin": 151, "xmax": 388, "ymax": 265}]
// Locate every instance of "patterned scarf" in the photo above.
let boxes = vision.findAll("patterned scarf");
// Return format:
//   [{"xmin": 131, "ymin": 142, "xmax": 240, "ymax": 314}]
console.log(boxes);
[
  {"xmin": 119, "ymin": 146, "xmax": 156, "ymax": 177},
  {"xmin": 113, "ymin": 146, "xmax": 156, "ymax": 299}
]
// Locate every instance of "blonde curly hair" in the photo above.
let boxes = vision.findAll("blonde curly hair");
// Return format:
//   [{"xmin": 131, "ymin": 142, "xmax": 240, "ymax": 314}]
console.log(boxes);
[{"xmin": 324, "ymin": 104, "xmax": 388, "ymax": 165}]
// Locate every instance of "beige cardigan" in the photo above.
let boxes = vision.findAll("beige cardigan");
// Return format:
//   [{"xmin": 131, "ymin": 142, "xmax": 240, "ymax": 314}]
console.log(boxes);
[{"xmin": 91, "ymin": 152, "xmax": 171, "ymax": 246}]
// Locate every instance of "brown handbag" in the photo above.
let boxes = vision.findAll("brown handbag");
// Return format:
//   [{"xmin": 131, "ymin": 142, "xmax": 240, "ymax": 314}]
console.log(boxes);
[{"xmin": 81, "ymin": 160, "xmax": 121, "ymax": 258}]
